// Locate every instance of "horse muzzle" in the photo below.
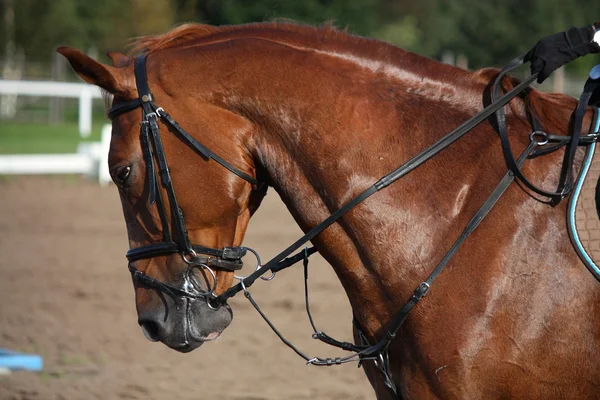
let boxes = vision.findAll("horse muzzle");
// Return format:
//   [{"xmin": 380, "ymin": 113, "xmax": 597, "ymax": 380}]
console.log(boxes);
[
  {"xmin": 131, "ymin": 258, "xmax": 235, "ymax": 352},
  {"xmin": 137, "ymin": 292, "xmax": 233, "ymax": 352}
]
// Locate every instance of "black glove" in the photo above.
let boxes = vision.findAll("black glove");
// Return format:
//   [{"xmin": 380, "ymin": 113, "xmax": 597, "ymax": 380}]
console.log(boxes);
[{"xmin": 525, "ymin": 24, "xmax": 600, "ymax": 83}]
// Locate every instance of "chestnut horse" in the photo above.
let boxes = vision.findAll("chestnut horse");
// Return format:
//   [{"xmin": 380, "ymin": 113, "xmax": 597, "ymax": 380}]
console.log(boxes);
[{"xmin": 59, "ymin": 22, "xmax": 600, "ymax": 399}]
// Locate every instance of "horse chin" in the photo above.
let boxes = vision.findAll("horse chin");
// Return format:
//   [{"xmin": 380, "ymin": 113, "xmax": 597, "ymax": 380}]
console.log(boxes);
[
  {"xmin": 169, "ymin": 340, "xmax": 204, "ymax": 353},
  {"xmin": 180, "ymin": 301, "xmax": 231, "ymax": 352},
  {"xmin": 166, "ymin": 329, "xmax": 224, "ymax": 353}
]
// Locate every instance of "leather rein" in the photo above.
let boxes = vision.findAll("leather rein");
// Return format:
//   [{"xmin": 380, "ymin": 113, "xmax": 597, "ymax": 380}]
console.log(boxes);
[{"xmin": 108, "ymin": 54, "xmax": 600, "ymax": 398}]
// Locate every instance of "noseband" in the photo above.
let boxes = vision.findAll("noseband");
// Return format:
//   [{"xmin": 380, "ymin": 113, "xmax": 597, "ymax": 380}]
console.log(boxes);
[{"xmin": 108, "ymin": 55, "xmax": 261, "ymax": 300}]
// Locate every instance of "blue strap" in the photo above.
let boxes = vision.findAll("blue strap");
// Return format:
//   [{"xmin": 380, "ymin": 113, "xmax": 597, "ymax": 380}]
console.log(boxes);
[{"xmin": 568, "ymin": 107, "xmax": 600, "ymax": 281}]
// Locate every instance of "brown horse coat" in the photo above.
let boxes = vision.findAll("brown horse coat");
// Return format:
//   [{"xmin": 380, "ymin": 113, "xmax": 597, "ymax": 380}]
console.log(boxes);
[{"xmin": 59, "ymin": 22, "xmax": 600, "ymax": 399}]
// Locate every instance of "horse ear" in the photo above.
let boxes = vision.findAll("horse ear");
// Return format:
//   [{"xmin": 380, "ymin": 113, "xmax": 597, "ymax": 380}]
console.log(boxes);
[
  {"xmin": 106, "ymin": 51, "xmax": 130, "ymax": 68},
  {"xmin": 57, "ymin": 46, "xmax": 130, "ymax": 96}
]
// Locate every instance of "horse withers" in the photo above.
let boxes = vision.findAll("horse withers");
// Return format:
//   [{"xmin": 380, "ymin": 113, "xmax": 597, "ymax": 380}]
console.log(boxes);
[{"xmin": 59, "ymin": 22, "xmax": 600, "ymax": 399}]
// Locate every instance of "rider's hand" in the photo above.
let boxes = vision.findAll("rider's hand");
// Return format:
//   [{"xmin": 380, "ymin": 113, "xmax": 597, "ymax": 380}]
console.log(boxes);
[{"xmin": 525, "ymin": 24, "xmax": 600, "ymax": 83}]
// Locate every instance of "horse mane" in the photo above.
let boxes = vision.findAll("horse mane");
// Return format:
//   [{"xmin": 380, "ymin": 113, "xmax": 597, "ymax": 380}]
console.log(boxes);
[
  {"xmin": 128, "ymin": 21, "xmax": 345, "ymax": 55},
  {"xmin": 129, "ymin": 22, "xmax": 578, "ymax": 130}
]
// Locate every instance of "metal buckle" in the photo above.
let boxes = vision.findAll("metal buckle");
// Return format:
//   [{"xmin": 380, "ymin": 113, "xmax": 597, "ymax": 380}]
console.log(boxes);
[
  {"xmin": 222, "ymin": 246, "xmax": 247, "ymax": 260},
  {"xmin": 306, "ymin": 357, "xmax": 318, "ymax": 366},
  {"xmin": 585, "ymin": 132, "xmax": 600, "ymax": 143},
  {"xmin": 414, "ymin": 282, "xmax": 430, "ymax": 299},
  {"xmin": 560, "ymin": 183, "xmax": 572, "ymax": 199}
]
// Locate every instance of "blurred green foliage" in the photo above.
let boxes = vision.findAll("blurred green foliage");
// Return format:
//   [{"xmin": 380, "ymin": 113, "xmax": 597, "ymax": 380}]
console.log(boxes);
[{"xmin": 2, "ymin": 0, "xmax": 599, "ymax": 75}]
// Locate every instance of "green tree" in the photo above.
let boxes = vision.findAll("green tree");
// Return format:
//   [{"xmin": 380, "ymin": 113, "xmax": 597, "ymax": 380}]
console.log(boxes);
[
  {"xmin": 0, "ymin": 0, "xmax": 179, "ymax": 63},
  {"xmin": 413, "ymin": 0, "xmax": 600, "ymax": 75}
]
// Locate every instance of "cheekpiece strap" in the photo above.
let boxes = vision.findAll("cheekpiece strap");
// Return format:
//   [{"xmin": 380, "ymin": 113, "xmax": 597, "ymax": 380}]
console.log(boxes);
[
  {"xmin": 134, "ymin": 55, "xmax": 153, "ymax": 104},
  {"xmin": 107, "ymin": 55, "xmax": 152, "ymax": 120}
]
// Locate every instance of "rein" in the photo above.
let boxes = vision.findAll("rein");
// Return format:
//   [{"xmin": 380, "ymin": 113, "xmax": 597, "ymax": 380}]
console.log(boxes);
[{"xmin": 109, "ymin": 53, "xmax": 600, "ymax": 399}]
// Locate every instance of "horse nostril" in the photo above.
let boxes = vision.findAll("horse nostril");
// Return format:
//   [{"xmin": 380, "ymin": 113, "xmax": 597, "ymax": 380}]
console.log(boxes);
[{"xmin": 139, "ymin": 319, "xmax": 162, "ymax": 342}]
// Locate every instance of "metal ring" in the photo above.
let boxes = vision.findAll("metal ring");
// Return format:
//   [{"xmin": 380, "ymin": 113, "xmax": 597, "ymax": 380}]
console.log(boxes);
[
  {"xmin": 239, "ymin": 278, "xmax": 248, "ymax": 294},
  {"xmin": 186, "ymin": 263, "xmax": 217, "ymax": 296},
  {"xmin": 206, "ymin": 294, "xmax": 221, "ymax": 311},
  {"xmin": 233, "ymin": 246, "xmax": 271, "ymax": 281},
  {"xmin": 529, "ymin": 130, "xmax": 548, "ymax": 146},
  {"xmin": 181, "ymin": 248, "xmax": 198, "ymax": 265},
  {"xmin": 242, "ymin": 247, "xmax": 274, "ymax": 281},
  {"xmin": 155, "ymin": 107, "xmax": 164, "ymax": 117},
  {"xmin": 258, "ymin": 264, "xmax": 276, "ymax": 281}
]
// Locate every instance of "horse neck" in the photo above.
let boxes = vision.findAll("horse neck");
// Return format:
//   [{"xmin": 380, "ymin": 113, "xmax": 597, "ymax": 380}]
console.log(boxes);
[{"xmin": 210, "ymin": 38, "xmax": 580, "ymax": 333}]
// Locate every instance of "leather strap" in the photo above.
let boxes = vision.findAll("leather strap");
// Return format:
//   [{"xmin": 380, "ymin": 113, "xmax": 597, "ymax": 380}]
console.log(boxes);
[
  {"xmin": 157, "ymin": 107, "xmax": 258, "ymax": 184},
  {"xmin": 108, "ymin": 55, "xmax": 257, "ymax": 273},
  {"xmin": 107, "ymin": 56, "xmax": 258, "ymax": 186},
  {"xmin": 491, "ymin": 55, "xmax": 596, "ymax": 204},
  {"xmin": 217, "ymin": 72, "xmax": 539, "ymax": 303}
]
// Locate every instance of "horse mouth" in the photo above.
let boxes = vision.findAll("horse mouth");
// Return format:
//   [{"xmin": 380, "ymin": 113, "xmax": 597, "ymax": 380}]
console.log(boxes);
[
  {"xmin": 198, "ymin": 331, "xmax": 221, "ymax": 341},
  {"xmin": 171, "ymin": 331, "xmax": 220, "ymax": 351},
  {"xmin": 172, "ymin": 342, "xmax": 201, "ymax": 353},
  {"xmin": 165, "ymin": 328, "xmax": 222, "ymax": 353},
  {"xmin": 138, "ymin": 297, "xmax": 232, "ymax": 353}
]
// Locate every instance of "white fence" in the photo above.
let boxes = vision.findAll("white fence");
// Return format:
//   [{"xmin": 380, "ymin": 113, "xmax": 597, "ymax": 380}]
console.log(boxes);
[
  {"xmin": 0, "ymin": 79, "xmax": 111, "ymax": 185},
  {"xmin": 0, "ymin": 79, "xmax": 103, "ymax": 137},
  {"xmin": 0, "ymin": 123, "xmax": 112, "ymax": 185}
]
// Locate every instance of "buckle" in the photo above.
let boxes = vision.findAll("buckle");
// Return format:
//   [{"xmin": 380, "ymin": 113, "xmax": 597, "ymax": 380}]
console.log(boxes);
[
  {"xmin": 222, "ymin": 246, "xmax": 247, "ymax": 260},
  {"xmin": 413, "ymin": 282, "xmax": 430, "ymax": 300},
  {"xmin": 582, "ymin": 132, "xmax": 600, "ymax": 144}
]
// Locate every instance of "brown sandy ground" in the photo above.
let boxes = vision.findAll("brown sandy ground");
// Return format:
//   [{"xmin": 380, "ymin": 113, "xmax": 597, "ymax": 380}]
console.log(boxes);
[{"xmin": 0, "ymin": 176, "xmax": 374, "ymax": 400}]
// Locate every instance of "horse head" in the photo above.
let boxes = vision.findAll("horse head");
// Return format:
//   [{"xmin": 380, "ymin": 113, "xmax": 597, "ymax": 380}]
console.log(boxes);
[{"xmin": 58, "ymin": 45, "xmax": 267, "ymax": 352}]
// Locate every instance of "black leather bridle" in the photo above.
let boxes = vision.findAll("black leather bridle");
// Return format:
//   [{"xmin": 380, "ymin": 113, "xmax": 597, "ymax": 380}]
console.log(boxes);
[
  {"xmin": 109, "ymin": 55, "xmax": 260, "ymax": 300},
  {"xmin": 108, "ymin": 53, "xmax": 600, "ymax": 399}
]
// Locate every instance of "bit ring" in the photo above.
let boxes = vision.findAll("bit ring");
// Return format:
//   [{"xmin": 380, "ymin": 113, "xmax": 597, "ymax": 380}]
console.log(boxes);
[{"xmin": 186, "ymin": 263, "xmax": 217, "ymax": 296}]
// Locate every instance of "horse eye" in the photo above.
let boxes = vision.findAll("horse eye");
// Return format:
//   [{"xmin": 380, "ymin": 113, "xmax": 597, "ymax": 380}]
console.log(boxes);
[{"xmin": 113, "ymin": 165, "xmax": 131, "ymax": 185}]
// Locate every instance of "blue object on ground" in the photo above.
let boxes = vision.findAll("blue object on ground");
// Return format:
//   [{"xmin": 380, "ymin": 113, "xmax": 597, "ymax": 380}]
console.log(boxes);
[{"xmin": 0, "ymin": 348, "xmax": 43, "ymax": 371}]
